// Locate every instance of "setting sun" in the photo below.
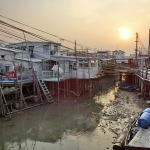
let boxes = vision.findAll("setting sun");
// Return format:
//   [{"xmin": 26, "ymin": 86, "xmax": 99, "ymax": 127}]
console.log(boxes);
[{"xmin": 118, "ymin": 28, "xmax": 131, "ymax": 39}]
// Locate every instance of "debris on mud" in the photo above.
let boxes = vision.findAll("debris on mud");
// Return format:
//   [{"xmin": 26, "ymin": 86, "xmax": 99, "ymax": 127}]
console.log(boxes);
[{"xmin": 100, "ymin": 89, "xmax": 147, "ymax": 139}]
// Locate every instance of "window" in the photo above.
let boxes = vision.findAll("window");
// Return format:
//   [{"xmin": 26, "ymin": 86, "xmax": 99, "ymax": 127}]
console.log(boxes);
[
  {"xmin": 50, "ymin": 50, "xmax": 56, "ymax": 55},
  {"xmin": 29, "ymin": 46, "xmax": 34, "ymax": 58},
  {"xmin": 54, "ymin": 45, "xmax": 58, "ymax": 50},
  {"xmin": 5, "ymin": 66, "xmax": 10, "ymax": 72},
  {"xmin": 45, "ymin": 62, "xmax": 50, "ymax": 70},
  {"xmin": 79, "ymin": 63, "xmax": 84, "ymax": 68},
  {"xmin": 1, "ymin": 55, "xmax": 5, "ymax": 59},
  {"xmin": 91, "ymin": 60, "xmax": 96, "ymax": 67},
  {"xmin": 54, "ymin": 45, "xmax": 58, "ymax": 54},
  {"xmin": 29, "ymin": 46, "xmax": 34, "ymax": 53},
  {"xmin": 69, "ymin": 64, "xmax": 73, "ymax": 70},
  {"xmin": 21, "ymin": 46, "xmax": 26, "ymax": 51},
  {"xmin": 79, "ymin": 60, "xmax": 89, "ymax": 68},
  {"xmin": 73, "ymin": 63, "xmax": 77, "ymax": 70},
  {"xmin": 43, "ymin": 45, "xmax": 49, "ymax": 53},
  {"xmin": 84, "ymin": 63, "xmax": 88, "ymax": 67},
  {"xmin": 69, "ymin": 63, "xmax": 77, "ymax": 70}
]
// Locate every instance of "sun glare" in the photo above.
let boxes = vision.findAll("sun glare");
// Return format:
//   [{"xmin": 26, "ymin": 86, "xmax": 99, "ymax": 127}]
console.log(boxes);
[{"xmin": 118, "ymin": 28, "xmax": 131, "ymax": 39}]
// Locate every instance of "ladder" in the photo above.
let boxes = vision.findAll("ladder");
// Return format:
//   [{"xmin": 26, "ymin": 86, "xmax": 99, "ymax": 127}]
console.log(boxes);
[
  {"xmin": 0, "ymin": 86, "xmax": 11, "ymax": 118},
  {"xmin": 38, "ymin": 79, "xmax": 54, "ymax": 103}
]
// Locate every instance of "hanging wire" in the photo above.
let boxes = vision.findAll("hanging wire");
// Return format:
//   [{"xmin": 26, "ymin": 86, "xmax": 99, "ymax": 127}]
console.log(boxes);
[
  {"xmin": 0, "ymin": 15, "xmax": 96, "ymax": 50},
  {"xmin": 0, "ymin": 25, "xmax": 46, "ymax": 42},
  {"xmin": 138, "ymin": 37, "xmax": 148, "ymax": 55}
]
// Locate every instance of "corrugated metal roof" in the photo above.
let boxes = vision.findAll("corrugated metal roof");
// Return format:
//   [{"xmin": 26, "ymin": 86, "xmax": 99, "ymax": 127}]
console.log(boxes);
[
  {"xmin": 14, "ymin": 57, "xmax": 42, "ymax": 63},
  {"xmin": 0, "ymin": 46, "xmax": 21, "ymax": 53}
]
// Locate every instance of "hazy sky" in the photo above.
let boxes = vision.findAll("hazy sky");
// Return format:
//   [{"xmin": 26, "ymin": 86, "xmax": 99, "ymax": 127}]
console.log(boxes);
[{"xmin": 0, "ymin": 0, "xmax": 150, "ymax": 55}]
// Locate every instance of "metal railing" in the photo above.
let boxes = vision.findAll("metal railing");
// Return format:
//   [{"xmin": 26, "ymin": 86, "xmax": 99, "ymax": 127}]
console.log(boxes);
[
  {"xmin": 136, "ymin": 69, "xmax": 150, "ymax": 80},
  {"xmin": 42, "ymin": 71, "xmax": 70, "ymax": 80}
]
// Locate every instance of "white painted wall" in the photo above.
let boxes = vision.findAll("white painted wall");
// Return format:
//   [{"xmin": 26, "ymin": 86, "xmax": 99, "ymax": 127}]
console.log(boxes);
[
  {"xmin": 116, "ymin": 59, "xmax": 128, "ymax": 63},
  {"xmin": 69, "ymin": 60, "xmax": 98, "ymax": 79},
  {"xmin": 6, "ymin": 42, "xmax": 62, "ymax": 60},
  {"xmin": 0, "ymin": 50, "xmax": 14, "ymax": 61},
  {"xmin": 14, "ymin": 59, "xmax": 43, "ymax": 79},
  {"xmin": 112, "ymin": 50, "xmax": 125, "ymax": 59},
  {"xmin": 0, "ymin": 61, "xmax": 14, "ymax": 75},
  {"xmin": 136, "ymin": 58, "xmax": 147, "ymax": 68}
]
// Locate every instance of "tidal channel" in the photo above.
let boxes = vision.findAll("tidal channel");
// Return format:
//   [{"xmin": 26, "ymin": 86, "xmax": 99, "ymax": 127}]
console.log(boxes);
[{"xmin": 0, "ymin": 75, "xmax": 117, "ymax": 150}]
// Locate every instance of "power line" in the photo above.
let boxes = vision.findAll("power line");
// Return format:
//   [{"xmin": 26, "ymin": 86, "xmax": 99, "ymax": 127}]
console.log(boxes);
[
  {"xmin": 0, "ymin": 14, "xmax": 92, "ymax": 49},
  {"xmin": 0, "ymin": 33, "xmax": 22, "ymax": 42},
  {"xmin": 0, "ymin": 19, "xmax": 74, "ymax": 50},
  {"xmin": 139, "ymin": 37, "xmax": 147, "ymax": 50},
  {"xmin": 0, "ymin": 25, "xmax": 46, "ymax": 42},
  {"xmin": 0, "ymin": 28, "xmax": 25, "ymax": 41},
  {"xmin": 0, "ymin": 17, "xmax": 103, "ymax": 52}
]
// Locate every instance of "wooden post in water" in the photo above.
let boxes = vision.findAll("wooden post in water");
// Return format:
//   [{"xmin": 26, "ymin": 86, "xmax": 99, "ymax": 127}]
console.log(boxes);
[
  {"xmin": 148, "ymin": 29, "xmax": 150, "ymax": 64},
  {"xmin": 135, "ymin": 32, "xmax": 139, "ymax": 67},
  {"xmin": 64, "ymin": 60, "xmax": 66, "ymax": 98},
  {"xmin": 88, "ymin": 59, "xmax": 91, "ymax": 97},
  {"xmin": 0, "ymin": 85, "xmax": 4, "ymax": 117},
  {"xmin": 14, "ymin": 79, "xmax": 18, "ymax": 101},
  {"xmin": 57, "ymin": 60, "xmax": 60, "ymax": 102},
  {"xmin": 74, "ymin": 40, "xmax": 79, "ymax": 96}
]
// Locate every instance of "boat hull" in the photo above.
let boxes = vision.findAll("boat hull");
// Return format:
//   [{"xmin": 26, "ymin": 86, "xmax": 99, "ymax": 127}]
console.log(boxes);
[
  {"xmin": 125, "ymin": 146, "xmax": 150, "ymax": 150},
  {"xmin": 124, "ymin": 117, "xmax": 150, "ymax": 150},
  {"xmin": 118, "ymin": 83, "xmax": 136, "ymax": 92}
]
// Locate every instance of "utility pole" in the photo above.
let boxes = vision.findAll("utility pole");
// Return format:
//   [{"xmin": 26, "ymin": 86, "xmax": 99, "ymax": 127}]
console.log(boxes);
[
  {"xmin": 148, "ymin": 29, "xmax": 150, "ymax": 65},
  {"xmin": 135, "ymin": 32, "xmax": 139, "ymax": 67},
  {"xmin": 75, "ymin": 40, "xmax": 77, "ymax": 56},
  {"xmin": 75, "ymin": 40, "xmax": 78, "ymax": 96}
]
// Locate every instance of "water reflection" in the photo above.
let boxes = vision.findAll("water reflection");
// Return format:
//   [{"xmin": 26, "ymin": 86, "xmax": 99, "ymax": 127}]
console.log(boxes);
[{"xmin": 0, "ymin": 75, "xmax": 116, "ymax": 150}]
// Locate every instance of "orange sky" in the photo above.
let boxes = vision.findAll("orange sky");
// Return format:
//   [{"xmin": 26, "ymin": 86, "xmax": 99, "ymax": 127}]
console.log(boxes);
[{"xmin": 0, "ymin": 0, "xmax": 150, "ymax": 56}]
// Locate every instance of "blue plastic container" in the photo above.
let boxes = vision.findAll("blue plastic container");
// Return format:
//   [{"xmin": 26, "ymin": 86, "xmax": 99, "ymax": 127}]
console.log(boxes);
[
  {"xmin": 138, "ymin": 112, "xmax": 150, "ymax": 129},
  {"xmin": 140, "ymin": 108, "xmax": 150, "ymax": 116}
]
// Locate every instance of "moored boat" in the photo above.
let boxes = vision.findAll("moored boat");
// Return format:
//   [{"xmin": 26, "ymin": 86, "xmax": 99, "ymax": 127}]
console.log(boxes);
[
  {"xmin": 118, "ymin": 83, "xmax": 136, "ymax": 92},
  {"xmin": 124, "ymin": 109, "xmax": 150, "ymax": 150}
]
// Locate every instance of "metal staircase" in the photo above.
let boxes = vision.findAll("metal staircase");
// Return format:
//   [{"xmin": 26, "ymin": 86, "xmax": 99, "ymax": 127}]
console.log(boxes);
[{"xmin": 38, "ymin": 79, "xmax": 54, "ymax": 103}]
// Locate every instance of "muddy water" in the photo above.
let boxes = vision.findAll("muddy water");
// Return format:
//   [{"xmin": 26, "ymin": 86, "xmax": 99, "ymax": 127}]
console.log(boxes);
[{"xmin": 0, "ymin": 76, "xmax": 117, "ymax": 150}]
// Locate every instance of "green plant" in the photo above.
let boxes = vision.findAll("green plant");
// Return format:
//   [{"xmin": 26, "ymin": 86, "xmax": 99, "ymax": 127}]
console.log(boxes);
[{"xmin": 17, "ymin": 65, "xmax": 24, "ymax": 73}]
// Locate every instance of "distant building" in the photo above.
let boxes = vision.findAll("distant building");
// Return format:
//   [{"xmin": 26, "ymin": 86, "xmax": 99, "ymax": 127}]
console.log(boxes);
[
  {"xmin": 0, "ymin": 40, "xmax": 10, "ymax": 47},
  {"xmin": 0, "ymin": 40, "xmax": 12, "ymax": 60},
  {"xmin": 133, "ymin": 57, "xmax": 148, "ymax": 68},
  {"xmin": 112, "ymin": 50, "xmax": 125, "ymax": 59},
  {"xmin": 130, "ymin": 54, "xmax": 135, "ymax": 57},
  {"xmin": 6, "ymin": 41, "xmax": 64, "ymax": 59},
  {"xmin": 97, "ymin": 50, "xmax": 111, "ymax": 59},
  {"xmin": 4, "ymin": 41, "xmax": 99, "ymax": 79}
]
